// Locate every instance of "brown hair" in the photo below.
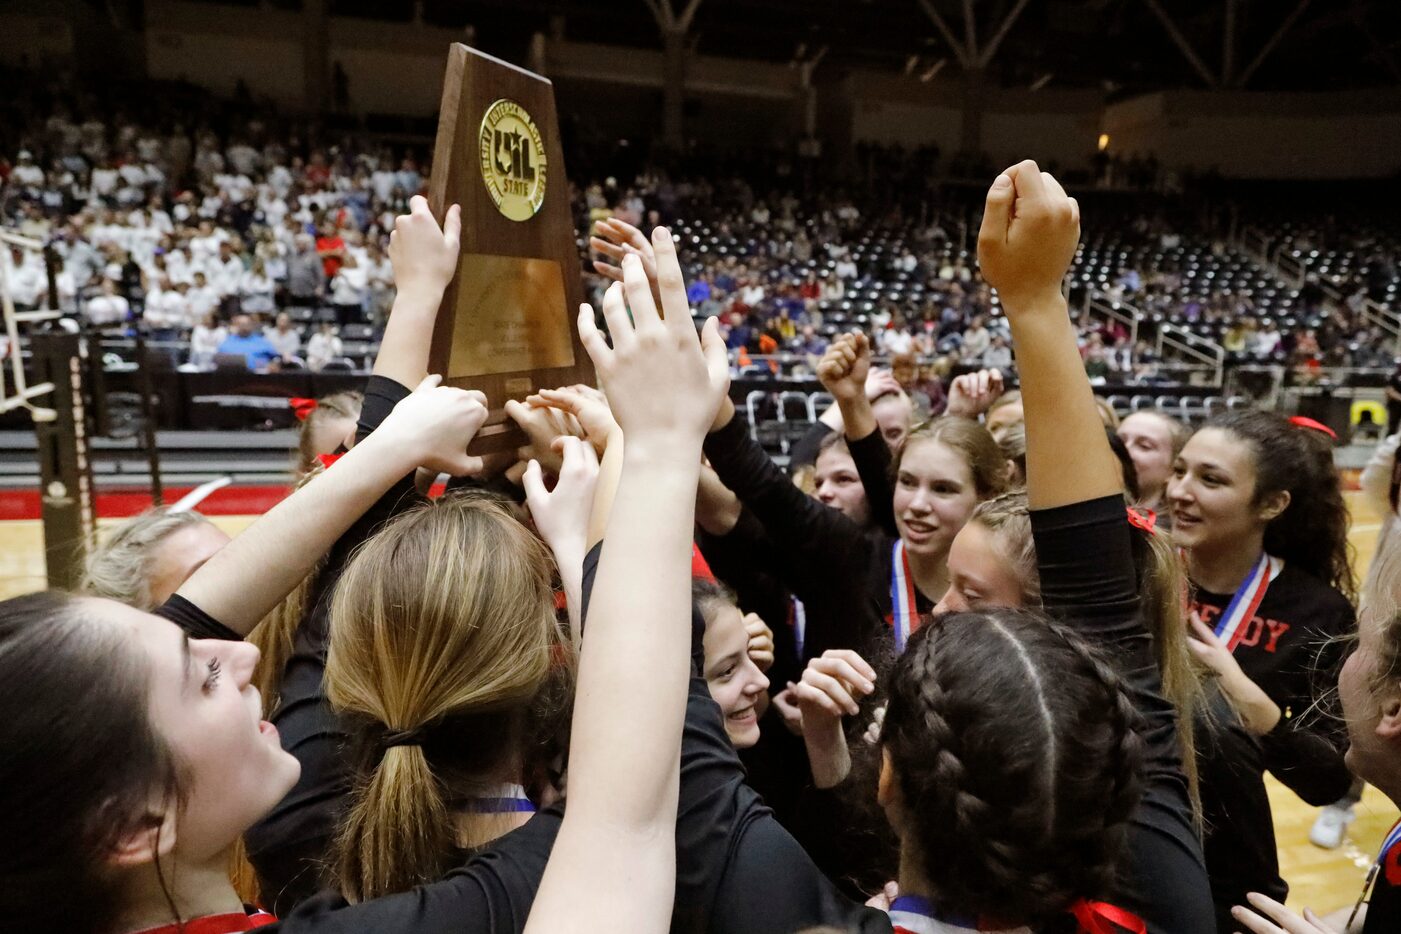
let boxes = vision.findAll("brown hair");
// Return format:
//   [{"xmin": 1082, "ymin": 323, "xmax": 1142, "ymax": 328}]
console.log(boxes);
[
  {"xmin": 971, "ymin": 490, "xmax": 1205, "ymax": 827},
  {"xmin": 895, "ymin": 416, "xmax": 1008, "ymax": 500},
  {"xmin": 882, "ymin": 609, "xmax": 1143, "ymax": 925},
  {"xmin": 325, "ymin": 492, "xmax": 570, "ymax": 901}
]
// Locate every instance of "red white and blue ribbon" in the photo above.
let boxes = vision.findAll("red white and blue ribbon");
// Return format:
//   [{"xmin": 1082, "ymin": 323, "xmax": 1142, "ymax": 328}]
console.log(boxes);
[
  {"xmin": 1380, "ymin": 817, "xmax": 1401, "ymax": 886},
  {"xmin": 1212, "ymin": 552, "xmax": 1280, "ymax": 652},
  {"xmin": 890, "ymin": 540, "xmax": 920, "ymax": 653},
  {"xmin": 889, "ymin": 895, "xmax": 990, "ymax": 933}
]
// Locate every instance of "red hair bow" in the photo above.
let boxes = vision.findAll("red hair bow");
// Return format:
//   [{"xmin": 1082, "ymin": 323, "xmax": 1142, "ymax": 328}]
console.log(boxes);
[
  {"xmin": 316, "ymin": 452, "xmax": 343, "ymax": 470},
  {"xmin": 1288, "ymin": 415, "xmax": 1338, "ymax": 441},
  {"xmin": 1125, "ymin": 506, "xmax": 1157, "ymax": 535},
  {"xmin": 1069, "ymin": 899, "xmax": 1147, "ymax": 934},
  {"xmin": 289, "ymin": 397, "xmax": 318, "ymax": 421}
]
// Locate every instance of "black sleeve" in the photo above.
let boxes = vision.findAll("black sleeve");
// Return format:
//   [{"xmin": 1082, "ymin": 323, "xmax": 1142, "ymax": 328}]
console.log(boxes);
[
  {"xmin": 847, "ymin": 427, "xmax": 896, "ymax": 537},
  {"xmin": 155, "ymin": 593, "xmax": 242, "ymax": 641},
  {"xmin": 788, "ymin": 421, "xmax": 834, "ymax": 471},
  {"xmin": 1259, "ymin": 712, "xmax": 1354, "ymax": 806},
  {"xmin": 577, "ymin": 538, "xmax": 880, "ymax": 934},
  {"xmin": 1030, "ymin": 496, "xmax": 1216, "ymax": 934},
  {"xmin": 703, "ymin": 415, "xmax": 876, "ymax": 603},
  {"xmin": 353, "ymin": 373, "xmax": 410, "ymax": 444}
]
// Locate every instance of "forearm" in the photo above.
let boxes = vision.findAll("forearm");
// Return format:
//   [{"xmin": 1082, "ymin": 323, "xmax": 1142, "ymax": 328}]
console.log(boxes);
[
  {"xmin": 372, "ymin": 284, "xmax": 444, "ymax": 386},
  {"xmin": 175, "ymin": 430, "xmax": 416, "ymax": 635},
  {"xmin": 835, "ymin": 391, "xmax": 876, "ymax": 443},
  {"xmin": 696, "ymin": 463, "xmax": 742, "ymax": 536},
  {"xmin": 567, "ymin": 451, "xmax": 697, "ymax": 826},
  {"xmin": 803, "ymin": 720, "xmax": 852, "ymax": 789},
  {"xmin": 1008, "ymin": 296, "xmax": 1122, "ymax": 509}
]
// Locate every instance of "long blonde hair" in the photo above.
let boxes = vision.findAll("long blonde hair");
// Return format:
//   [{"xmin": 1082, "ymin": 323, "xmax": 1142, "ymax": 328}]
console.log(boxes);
[
  {"xmin": 971, "ymin": 491, "xmax": 1206, "ymax": 828},
  {"xmin": 324, "ymin": 492, "xmax": 569, "ymax": 901}
]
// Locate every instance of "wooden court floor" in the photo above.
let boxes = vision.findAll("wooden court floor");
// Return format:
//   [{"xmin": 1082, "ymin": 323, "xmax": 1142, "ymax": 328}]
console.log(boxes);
[{"xmin": 0, "ymin": 496, "xmax": 1397, "ymax": 915}]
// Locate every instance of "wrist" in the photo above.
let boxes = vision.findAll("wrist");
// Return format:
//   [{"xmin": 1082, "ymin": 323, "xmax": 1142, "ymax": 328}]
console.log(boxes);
[
  {"xmin": 999, "ymin": 289, "xmax": 1068, "ymax": 320},
  {"xmin": 623, "ymin": 436, "xmax": 705, "ymax": 470},
  {"xmin": 391, "ymin": 283, "xmax": 446, "ymax": 314}
]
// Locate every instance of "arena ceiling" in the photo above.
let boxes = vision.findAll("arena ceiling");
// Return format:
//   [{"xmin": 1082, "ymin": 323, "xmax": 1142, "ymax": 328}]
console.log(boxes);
[{"xmin": 139, "ymin": 0, "xmax": 1401, "ymax": 93}]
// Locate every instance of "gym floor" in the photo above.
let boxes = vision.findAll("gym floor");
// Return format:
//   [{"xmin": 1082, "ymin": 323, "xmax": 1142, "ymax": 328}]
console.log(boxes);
[{"xmin": 0, "ymin": 493, "xmax": 1395, "ymax": 915}]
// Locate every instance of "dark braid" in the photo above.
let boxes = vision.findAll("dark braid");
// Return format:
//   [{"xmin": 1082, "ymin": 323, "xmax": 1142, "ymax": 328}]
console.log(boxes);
[{"xmin": 881, "ymin": 609, "xmax": 1144, "ymax": 927}]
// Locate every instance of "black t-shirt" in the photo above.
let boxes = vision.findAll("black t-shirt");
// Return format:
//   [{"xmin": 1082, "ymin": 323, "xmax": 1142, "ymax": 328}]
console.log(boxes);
[
  {"xmin": 704, "ymin": 416, "xmax": 935, "ymax": 667},
  {"xmin": 1031, "ymin": 496, "xmax": 1215, "ymax": 934},
  {"xmin": 1189, "ymin": 563, "xmax": 1354, "ymax": 806}
]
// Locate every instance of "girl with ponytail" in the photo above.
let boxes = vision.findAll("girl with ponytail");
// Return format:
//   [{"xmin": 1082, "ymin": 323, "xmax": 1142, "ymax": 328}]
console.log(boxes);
[{"xmin": 324, "ymin": 493, "xmax": 569, "ymax": 901}]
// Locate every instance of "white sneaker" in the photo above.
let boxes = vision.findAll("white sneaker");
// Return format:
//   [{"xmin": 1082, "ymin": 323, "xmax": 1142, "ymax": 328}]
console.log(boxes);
[{"xmin": 1309, "ymin": 804, "xmax": 1356, "ymax": 849}]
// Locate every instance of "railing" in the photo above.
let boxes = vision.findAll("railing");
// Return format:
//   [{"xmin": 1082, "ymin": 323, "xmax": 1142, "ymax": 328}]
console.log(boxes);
[
  {"xmin": 0, "ymin": 229, "xmax": 58, "ymax": 417},
  {"xmin": 1238, "ymin": 225, "xmax": 1401, "ymax": 352},
  {"xmin": 1082, "ymin": 288, "xmax": 1225, "ymax": 387}
]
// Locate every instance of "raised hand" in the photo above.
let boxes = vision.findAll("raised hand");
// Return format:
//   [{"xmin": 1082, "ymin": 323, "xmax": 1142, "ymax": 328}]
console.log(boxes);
[
  {"xmin": 505, "ymin": 398, "xmax": 586, "ymax": 475},
  {"xmin": 945, "ymin": 368, "xmax": 1005, "ymax": 419},
  {"xmin": 816, "ymin": 331, "xmax": 871, "ymax": 402},
  {"xmin": 388, "ymin": 195, "xmax": 462, "ymax": 301},
  {"xmin": 744, "ymin": 613, "xmax": 775, "ymax": 673},
  {"xmin": 374, "ymin": 374, "xmax": 488, "ymax": 476},
  {"xmin": 591, "ymin": 217, "xmax": 658, "ymax": 286},
  {"xmin": 977, "ymin": 160, "xmax": 1080, "ymax": 312},
  {"xmin": 865, "ymin": 367, "xmax": 903, "ymax": 402},
  {"xmin": 524, "ymin": 436, "xmax": 600, "ymax": 558},
  {"xmin": 577, "ymin": 228, "xmax": 729, "ymax": 453},
  {"xmin": 528, "ymin": 385, "xmax": 619, "ymax": 454}
]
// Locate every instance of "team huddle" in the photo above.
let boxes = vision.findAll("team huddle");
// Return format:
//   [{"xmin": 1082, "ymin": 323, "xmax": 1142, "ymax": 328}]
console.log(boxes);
[{"xmin": 3, "ymin": 163, "xmax": 1399, "ymax": 934}]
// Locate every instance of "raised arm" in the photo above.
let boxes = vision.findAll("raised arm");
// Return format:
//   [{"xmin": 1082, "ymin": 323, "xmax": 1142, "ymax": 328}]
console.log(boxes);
[
  {"xmin": 174, "ymin": 377, "xmax": 488, "ymax": 636},
  {"xmin": 977, "ymin": 163, "xmax": 1116, "ymax": 509},
  {"xmin": 526, "ymin": 230, "xmax": 729, "ymax": 933},
  {"xmin": 375, "ymin": 195, "xmax": 461, "ymax": 387}
]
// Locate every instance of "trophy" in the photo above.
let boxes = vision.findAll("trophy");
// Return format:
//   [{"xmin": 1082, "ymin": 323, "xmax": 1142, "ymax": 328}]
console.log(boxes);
[{"xmin": 426, "ymin": 44, "xmax": 594, "ymax": 454}]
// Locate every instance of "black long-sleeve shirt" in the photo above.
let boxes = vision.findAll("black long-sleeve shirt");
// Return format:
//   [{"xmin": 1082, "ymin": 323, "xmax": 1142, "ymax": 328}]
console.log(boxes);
[
  {"xmin": 1032, "ymin": 496, "xmax": 1215, "ymax": 934},
  {"xmin": 704, "ymin": 415, "xmax": 933, "ymax": 665}
]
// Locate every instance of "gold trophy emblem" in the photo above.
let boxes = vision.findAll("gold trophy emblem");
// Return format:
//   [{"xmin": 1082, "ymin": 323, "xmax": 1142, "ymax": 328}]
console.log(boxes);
[{"xmin": 478, "ymin": 98, "xmax": 547, "ymax": 221}]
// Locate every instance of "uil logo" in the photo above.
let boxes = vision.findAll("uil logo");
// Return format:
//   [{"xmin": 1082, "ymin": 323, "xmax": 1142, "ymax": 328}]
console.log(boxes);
[{"xmin": 479, "ymin": 98, "xmax": 547, "ymax": 221}]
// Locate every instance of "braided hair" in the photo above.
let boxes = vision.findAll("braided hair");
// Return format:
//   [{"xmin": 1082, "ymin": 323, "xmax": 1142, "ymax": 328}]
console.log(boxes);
[{"xmin": 880, "ymin": 609, "xmax": 1144, "ymax": 927}]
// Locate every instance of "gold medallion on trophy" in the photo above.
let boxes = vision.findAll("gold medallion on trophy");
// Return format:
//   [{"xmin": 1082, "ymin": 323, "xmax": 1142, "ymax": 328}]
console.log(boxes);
[{"xmin": 478, "ymin": 98, "xmax": 548, "ymax": 221}]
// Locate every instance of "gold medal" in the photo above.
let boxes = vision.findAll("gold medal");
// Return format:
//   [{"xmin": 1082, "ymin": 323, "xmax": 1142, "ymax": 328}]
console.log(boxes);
[{"xmin": 478, "ymin": 98, "xmax": 547, "ymax": 222}]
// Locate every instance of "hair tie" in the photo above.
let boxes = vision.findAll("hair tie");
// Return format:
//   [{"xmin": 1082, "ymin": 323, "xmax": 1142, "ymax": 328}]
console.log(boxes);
[
  {"xmin": 1068, "ymin": 898, "xmax": 1147, "ymax": 934},
  {"xmin": 289, "ymin": 397, "xmax": 318, "ymax": 421},
  {"xmin": 372, "ymin": 726, "xmax": 427, "ymax": 759},
  {"xmin": 1288, "ymin": 415, "xmax": 1338, "ymax": 441},
  {"xmin": 1125, "ymin": 506, "xmax": 1157, "ymax": 535}
]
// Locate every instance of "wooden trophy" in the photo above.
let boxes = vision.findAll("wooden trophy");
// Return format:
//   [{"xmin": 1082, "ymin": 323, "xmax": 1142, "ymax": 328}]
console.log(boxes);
[{"xmin": 426, "ymin": 44, "xmax": 593, "ymax": 454}]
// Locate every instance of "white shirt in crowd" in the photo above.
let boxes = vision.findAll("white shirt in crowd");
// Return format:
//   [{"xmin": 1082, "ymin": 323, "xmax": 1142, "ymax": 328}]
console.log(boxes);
[
  {"xmin": 330, "ymin": 264, "xmax": 368, "ymax": 306},
  {"xmin": 187, "ymin": 285, "xmax": 219, "ymax": 319},
  {"xmin": 264, "ymin": 325, "xmax": 302, "ymax": 360},
  {"xmin": 87, "ymin": 292, "xmax": 130, "ymax": 326},
  {"xmin": 190, "ymin": 323, "xmax": 227, "ymax": 364},
  {"xmin": 240, "ymin": 272, "xmax": 277, "ymax": 314},
  {"xmin": 144, "ymin": 288, "xmax": 191, "ymax": 330},
  {"xmin": 881, "ymin": 329, "xmax": 914, "ymax": 356},
  {"xmin": 306, "ymin": 331, "xmax": 343, "ymax": 371},
  {"xmin": 4, "ymin": 259, "xmax": 47, "ymax": 307},
  {"xmin": 206, "ymin": 255, "xmax": 245, "ymax": 297}
]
